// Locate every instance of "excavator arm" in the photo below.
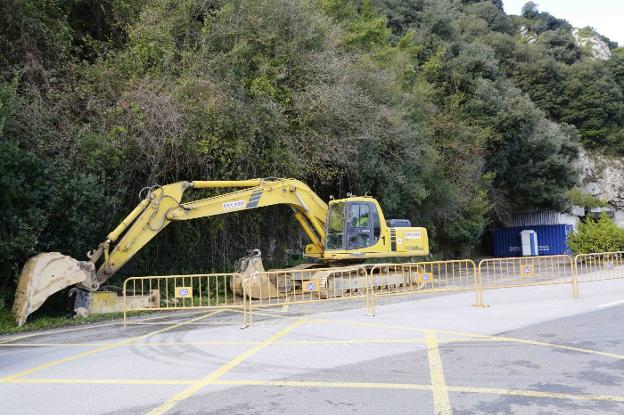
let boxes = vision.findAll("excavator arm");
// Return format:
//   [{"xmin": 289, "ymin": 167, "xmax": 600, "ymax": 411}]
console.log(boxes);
[{"xmin": 13, "ymin": 178, "xmax": 328, "ymax": 325}]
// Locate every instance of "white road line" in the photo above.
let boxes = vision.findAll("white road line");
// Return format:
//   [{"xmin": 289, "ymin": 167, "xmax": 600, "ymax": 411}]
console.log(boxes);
[{"xmin": 598, "ymin": 299, "xmax": 624, "ymax": 308}]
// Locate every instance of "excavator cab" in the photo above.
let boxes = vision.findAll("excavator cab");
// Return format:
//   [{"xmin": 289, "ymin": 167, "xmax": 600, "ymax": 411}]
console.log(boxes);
[
  {"xmin": 320, "ymin": 197, "xmax": 429, "ymax": 261},
  {"xmin": 326, "ymin": 199, "xmax": 381, "ymax": 251}
]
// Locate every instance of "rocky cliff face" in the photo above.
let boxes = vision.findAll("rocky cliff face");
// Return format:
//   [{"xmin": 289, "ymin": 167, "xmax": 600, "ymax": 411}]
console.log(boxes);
[
  {"xmin": 572, "ymin": 28, "xmax": 611, "ymax": 60},
  {"xmin": 577, "ymin": 148, "xmax": 624, "ymax": 209},
  {"xmin": 518, "ymin": 26, "xmax": 612, "ymax": 60}
]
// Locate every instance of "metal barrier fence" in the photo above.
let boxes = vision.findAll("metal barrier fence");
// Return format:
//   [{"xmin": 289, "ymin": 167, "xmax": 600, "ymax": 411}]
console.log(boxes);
[
  {"xmin": 246, "ymin": 265, "xmax": 372, "ymax": 323},
  {"xmin": 367, "ymin": 260, "xmax": 481, "ymax": 313},
  {"xmin": 120, "ymin": 252, "xmax": 624, "ymax": 326},
  {"xmin": 478, "ymin": 255, "xmax": 577, "ymax": 301},
  {"xmin": 122, "ymin": 273, "xmax": 248, "ymax": 326},
  {"xmin": 574, "ymin": 251, "xmax": 624, "ymax": 290}
]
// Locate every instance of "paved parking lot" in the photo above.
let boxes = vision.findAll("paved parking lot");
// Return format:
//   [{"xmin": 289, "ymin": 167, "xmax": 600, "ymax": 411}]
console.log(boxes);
[{"xmin": 1, "ymin": 279, "xmax": 624, "ymax": 415}]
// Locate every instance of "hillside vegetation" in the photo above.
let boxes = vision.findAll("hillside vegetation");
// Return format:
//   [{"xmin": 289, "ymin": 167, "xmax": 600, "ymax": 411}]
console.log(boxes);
[{"xmin": 1, "ymin": 0, "xmax": 623, "ymax": 305}]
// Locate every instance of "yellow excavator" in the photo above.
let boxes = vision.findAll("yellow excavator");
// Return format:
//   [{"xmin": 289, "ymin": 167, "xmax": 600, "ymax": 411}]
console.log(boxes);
[{"xmin": 13, "ymin": 178, "xmax": 428, "ymax": 325}]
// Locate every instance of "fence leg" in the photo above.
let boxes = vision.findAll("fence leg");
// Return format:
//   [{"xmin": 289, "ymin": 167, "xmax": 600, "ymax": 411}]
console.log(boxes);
[
  {"xmin": 241, "ymin": 293, "xmax": 251, "ymax": 329},
  {"xmin": 123, "ymin": 286, "xmax": 127, "ymax": 328},
  {"xmin": 473, "ymin": 267, "xmax": 488, "ymax": 308},
  {"xmin": 366, "ymin": 270, "xmax": 376, "ymax": 316},
  {"xmin": 248, "ymin": 295, "xmax": 253, "ymax": 327},
  {"xmin": 572, "ymin": 259, "xmax": 579, "ymax": 299}
]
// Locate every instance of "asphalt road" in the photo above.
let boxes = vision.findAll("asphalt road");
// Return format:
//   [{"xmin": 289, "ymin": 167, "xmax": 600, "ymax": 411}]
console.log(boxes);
[{"xmin": 1, "ymin": 279, "xmax": 623, "ymax": 415}]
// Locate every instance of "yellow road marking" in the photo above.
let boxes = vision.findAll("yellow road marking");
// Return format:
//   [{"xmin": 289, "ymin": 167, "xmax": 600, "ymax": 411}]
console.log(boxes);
[
  {"xmin": 447, "ymin": 385, "xmax": 624, "ymax": 403},
  {"xmin": 229, "ymin": 308, "xmax": 291, "ymax": 319},
  {"xmin": 425, "ymin": 330, "xmax": 453, "ymax": 415},
  {"xmin": 472, "ymin": 335, "xmax": 624, "ymax": 361},
  {"xmin": 215, "ymin": 379, "xmax": 431, "ymax": 390},
  {"xmin": 310, "ymin": 318, "xmax": 624, "ymax": 361},
  {"xmin": 0, "ymin": 378, "xmax": 195, "ymax": 385},
  {"xmin": 0, "ymin": 338, "xmax": 429, "ymax": 348},
  {"xmin": 1, "ymin": 310, "xmax": 222, "ymax": 380},
  {"xmin": 0, "ymin": 321, "xmax": 122, "ymax": 344},
  {"xmin": 0, "ymin": 310, "xmax": 207, "ymax": 345},
  {"xmin": 147, "ymin": 319, "xmax": 307, "ymax": 415},
  {"xmin": 2, "ymin": 377, "xmax": 624, "ymax": 404}
]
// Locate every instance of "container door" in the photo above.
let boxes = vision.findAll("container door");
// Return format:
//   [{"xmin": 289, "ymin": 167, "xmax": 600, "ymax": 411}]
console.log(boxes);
[{"xmin": 520, "ymin": 230, "xmax": 538, "ymax": 256}]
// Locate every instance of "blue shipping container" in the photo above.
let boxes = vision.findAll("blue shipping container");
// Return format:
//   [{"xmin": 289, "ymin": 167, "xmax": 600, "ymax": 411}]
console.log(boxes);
[{"xmin": 492, "ymin": 224, "xmax": 574, "ymax": 257}]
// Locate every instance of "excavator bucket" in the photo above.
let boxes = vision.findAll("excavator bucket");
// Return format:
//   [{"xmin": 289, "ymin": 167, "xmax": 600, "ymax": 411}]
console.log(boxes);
[
  {"xmin": 231, "ymin": 250, "xmax": 280, "ymax": 299},
  {"xmin": 12, "ymin": 252, "xmax": 94, "ymax": 327}
]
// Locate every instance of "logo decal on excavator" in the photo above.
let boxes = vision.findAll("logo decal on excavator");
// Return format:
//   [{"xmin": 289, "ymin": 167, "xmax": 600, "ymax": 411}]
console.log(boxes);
[
  {"xmin": 404, "ymin": 232, "xmax": 421, "ymax": 240},
  {"xmin": 306, "ymin": 282, "xmax": 316, "ymax": 291},
  {"xmin": 223, "ymin": 200, "xmax": 246, "ymax": 210}
]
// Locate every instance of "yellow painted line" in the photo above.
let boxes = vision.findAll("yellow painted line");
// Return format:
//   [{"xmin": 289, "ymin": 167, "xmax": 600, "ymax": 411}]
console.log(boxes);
[
  {"xmin": 4, "ymin": 377, "xmax": 624, "ymax": 404},
  {"xmin": 0, "ymin": 378, "xmax": 195, "ymax": 385},
  {"xmin": 147, "ymin": 319, "xmax": 307, "ymax": 415},
  {"xmin": 213, "ymin": 379, "xmax": 432, "ymax": 390},
  {"xmin": 0, "ymin": 310, "xmax": 207, "ymax": 345},
  {"xmin": 0, "ymin": 321, "xmax": 122, "ymax": 344},
  {"xmin": 310, "ymin": 318, "xmax": 624, "ymax": 361},
  {"xmin": 1, "ymin": 310, "xmax": 223, "ymax": 380},
  {"xmin": 0, "ymin": 338, "xmax": 429, "ymax": 348},
  {"xmin": 425, "ymin": 330, "xmax": 453, "ymax": 415},
  {"xmin": 429, "ymin": 329, "xmax": 624, "ymax": 361},
  {"xmin": 448, "ymin": 385, "xmax": 624, "ymax": 403},
  {"xmin": 229, "ymin": 308, "xmax": 291, "ymax": 319}
]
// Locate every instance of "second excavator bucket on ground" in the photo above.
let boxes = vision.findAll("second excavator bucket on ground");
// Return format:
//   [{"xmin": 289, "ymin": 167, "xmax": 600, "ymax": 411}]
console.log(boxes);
[
  {"xmin": 231, "ymin": 249, "xmax": 281, "ymax": 299},
  {"xmin": 12, "ymin": 252, "xmax": 94, "ymax": 327}
]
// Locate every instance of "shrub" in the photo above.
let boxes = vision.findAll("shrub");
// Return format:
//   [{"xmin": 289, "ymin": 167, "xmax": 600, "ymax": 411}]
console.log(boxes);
[{"xmin": 566, "ymin": 212, "xmax": 624, "ymax": 254}]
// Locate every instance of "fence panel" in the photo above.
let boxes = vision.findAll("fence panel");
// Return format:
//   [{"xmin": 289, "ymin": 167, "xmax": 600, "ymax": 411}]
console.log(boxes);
[
  {"xmin": 367, "ymin": 260, "xmax": 480, "ymax": 313},
  {"xmin": 478, "ymin": 255, "xmax": 576, "ymax": 301},
  {"xmin": 575, "ymin": 251, "xmax": 624, "ymax": 292},
  {"xmin": 122, "ymin": 273, "xmax": 247, "ymax": 326},
  {"xmin": 247, "ymin": 265, "xmax": 372, "ymax": 322}
]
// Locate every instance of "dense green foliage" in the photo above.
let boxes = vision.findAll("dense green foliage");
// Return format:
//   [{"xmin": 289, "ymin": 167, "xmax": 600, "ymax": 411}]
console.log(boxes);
[
  {"xmin": 567, "ymin": 188, "xmax": 607, "ymax": 209},
  {"xmin": 1, "ymin": 0, "xmax": 620, "ymax": 307},
  {"xmin": 567, "ymin": 213, "xmax": 624, "ymax": 255},
  {"xmin": 509, "ymin": 4, "xmax": 624, "ymax": 153}
]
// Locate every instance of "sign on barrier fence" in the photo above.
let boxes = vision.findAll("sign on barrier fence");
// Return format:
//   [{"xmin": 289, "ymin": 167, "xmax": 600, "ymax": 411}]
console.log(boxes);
[
  {"xmin": 122, "ymin": 273, "xmax": 248, "ymax": 326},
  {"xmin": 478, "ymin": 255, "xmax": 577, "ymax": 301},
  {"xmin": 247, "ymin": 265, "xmax": 372, "ymax": 323},
  {"xmin": 574, "ymin": 251, "xmax": 624, "ymax": 289},
  {"xmin": 367, "ymin": 260, "xmax": 481, "ymax": 313}
]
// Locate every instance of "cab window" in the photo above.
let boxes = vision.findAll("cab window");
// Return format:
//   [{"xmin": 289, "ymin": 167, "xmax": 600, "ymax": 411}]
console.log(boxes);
[
  {"xmin": 346, "ymin": 202, "xmax": 378, "ymax": 250},
  {"xmin": 326, "ymin": 202, "xmax": 345, "ymax": 250},
  {"xmin": 349, "ymin": 204, "xmax": 370, "ymax": 228}
]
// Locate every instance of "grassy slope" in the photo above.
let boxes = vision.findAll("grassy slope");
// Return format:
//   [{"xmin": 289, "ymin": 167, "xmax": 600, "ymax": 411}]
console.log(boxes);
[{"xmin": 0, "ymin": 309, "xmax": 127, "ymax": 335}]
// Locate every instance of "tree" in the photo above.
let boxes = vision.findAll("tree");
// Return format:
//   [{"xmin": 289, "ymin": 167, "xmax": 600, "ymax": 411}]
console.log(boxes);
[
  {"xmin": 607, "ymin": 48, "xmax": 624, "ymax": 93},
  {"xmin": 521, "ymin": 1, "xmax": 539, "ymax": 19},
  {"xmin": 559, "ymin": 61, "xmax": 624, "ymax": 151},
  {"xmin": 567, "ymin": 212, "xmax": 624, "ymax": 254},
  {"xmin": 538, "ymin": 30, "xmax": 581, "ymax": 65}
]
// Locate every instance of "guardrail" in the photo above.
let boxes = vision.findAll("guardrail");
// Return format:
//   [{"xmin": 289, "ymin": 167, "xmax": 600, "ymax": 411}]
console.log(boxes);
[
  {"xmin": 367, "ymin": 260, "xmax": 481, "ymax": 313},
  {"xmin": 478, "ymin": 255, "xmax": 577, "ymax": 302},
  {"xmin": 122, "ymin": 273, "xmax": 248, "ymax": 326},
  {"xmin": 246, "ymin": 265, "xmax": 372, "ymax": 323},
  {"xmin": 574, "ymin": 251, "xmax": 624, "ymax": 293}
]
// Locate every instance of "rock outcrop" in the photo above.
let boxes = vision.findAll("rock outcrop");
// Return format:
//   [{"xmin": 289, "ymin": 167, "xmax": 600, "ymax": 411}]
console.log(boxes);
[
  {"xmin": 577, "ymin": 148, "xmax": 624, "ymax": 209},
  {"xmin": 572, "ymin": 28, "xmax": 611, "ymax": 60}
]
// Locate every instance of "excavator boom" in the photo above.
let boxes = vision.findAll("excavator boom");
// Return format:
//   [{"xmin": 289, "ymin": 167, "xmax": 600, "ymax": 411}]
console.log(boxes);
[{"xmin": 13, "ymin": 178, "xmax": 328, "ymax": 325}]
